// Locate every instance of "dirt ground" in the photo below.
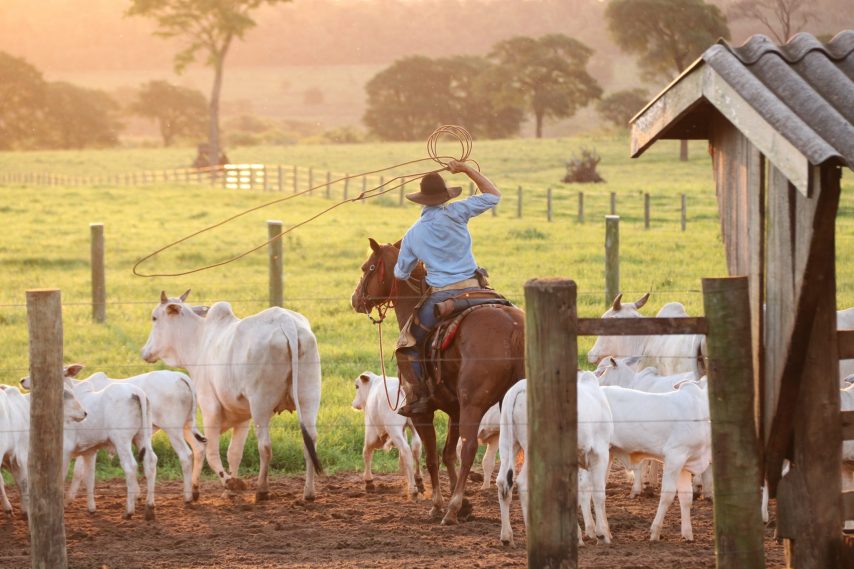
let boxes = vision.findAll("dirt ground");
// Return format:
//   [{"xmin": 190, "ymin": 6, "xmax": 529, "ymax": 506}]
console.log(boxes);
[{"xmin": 0, "ymin": 470, "xmax": 785, "ymax": 569}]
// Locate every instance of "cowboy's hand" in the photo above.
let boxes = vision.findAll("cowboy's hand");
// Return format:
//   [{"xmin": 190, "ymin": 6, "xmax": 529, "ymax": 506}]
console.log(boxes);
[{"xmin": 447, "ymin": 160, "xmax": 468, "ymax": 174}]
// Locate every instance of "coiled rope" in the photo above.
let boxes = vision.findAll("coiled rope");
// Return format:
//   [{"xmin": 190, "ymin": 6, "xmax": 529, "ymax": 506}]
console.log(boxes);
[{"xmin": 132, "ymin": 125, "xmax": 478, "ymax": 278}]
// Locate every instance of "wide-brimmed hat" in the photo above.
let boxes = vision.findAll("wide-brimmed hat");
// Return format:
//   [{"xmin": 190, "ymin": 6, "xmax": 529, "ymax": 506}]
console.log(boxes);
[{"xmin": 405, "ymin": 172, "xmax": 462, "ymax": 206}]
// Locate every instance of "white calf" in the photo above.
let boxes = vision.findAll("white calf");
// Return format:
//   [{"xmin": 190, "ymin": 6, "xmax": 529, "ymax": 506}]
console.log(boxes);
[
  {"xmin": 496, "ymin": 373, "xmax": 613, "ymax": 546},
  {"xmin": 0, "ymin": 385, "xmax": 86, "ymax": 517},
  {"xmin": 352, "ymin": 372, "xmax": 423, "ymax": 499},
  {"xmin": 62, "ymin": 381, "xmax": 158, "ymax": 520},
  {"xmin": 46, "ymin": 365, "xmax": 207, "ymax": 504},
  {"xmin": 603, "ymin": 383, "xmax": 711, "ymax": 541},
  {"xmin": 456, "ymin": 403, "xmax": 500, "ymax": 489}
]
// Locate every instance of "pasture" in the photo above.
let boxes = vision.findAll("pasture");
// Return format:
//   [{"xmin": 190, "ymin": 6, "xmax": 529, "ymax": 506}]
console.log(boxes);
[
  {"xmin": 0, "ymin": 135, "xmax": 851, "ymax": 568},
  {"xmin": 1, "ymin": 134, "xmax": 853, "ymax": 478}
]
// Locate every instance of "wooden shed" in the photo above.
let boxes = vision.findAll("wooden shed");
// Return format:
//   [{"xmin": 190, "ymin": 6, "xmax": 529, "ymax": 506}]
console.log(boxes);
[{"xmin": 630, "ymin": 31, "xmax": 854, "ymax": 568}]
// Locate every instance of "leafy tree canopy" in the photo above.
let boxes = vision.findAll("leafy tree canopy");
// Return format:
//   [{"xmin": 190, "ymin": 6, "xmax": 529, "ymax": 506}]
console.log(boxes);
[
  {"xmin": 0, "ymin": 51, "xmax": 47, "ymax": 150},
  {"xmin": 488, "ymin": 34, "xmax": 602, "ymax": 138},
  {"xmin": 42, "ymin": 82, "xmax": 122, "ymax": 149},
  {"xmin": 597, "ymin": 89, "xmax": 649, "ymax": 129},
  {"xmin": 131, "ymin": 80, "xmax": 208, "ymax": 146},
  {"xmin": 606, "ymin": 0, "xmax": 730, "ymax": 82}
]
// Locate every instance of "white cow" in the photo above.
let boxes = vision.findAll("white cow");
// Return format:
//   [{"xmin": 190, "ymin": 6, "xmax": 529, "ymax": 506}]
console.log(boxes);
[
  {"xmin": 842, "ymin": 385, "xmax": 854, "ymax": 530},
  {"xmin": 141, "ymin": 290, "xmax": 322, "ymax": 502},
  {"xmin": 588, "ymin": 293, "xmax": 706, "ymax": 377},
  {"xmin": 62, "ymin": 380, "xmax": 158, "ymax": 520},
  {"xmin": 456, "ymin": 403, "xmax": 500, "ymax": 489},
  {"xmin": 496, "ymin": 373, "xmax": 613, "ymax": 546},
  {"xmin": 603, "ymin": 382, "xmax": 711, "ymax": 541},
  {"xmin": 0, "ymin": 384, "xmax": 86, "ymax": 517},
  {"xmin": 33, "ymin": 365, "xmax": 207, "ymax": 505},
  {"xmin": 351, "ymin": 372, "xmax": 423, "ymax": 499},
  {"xmin": 838, "ymin": 309, "xmax": 854, "ymax": 383}
]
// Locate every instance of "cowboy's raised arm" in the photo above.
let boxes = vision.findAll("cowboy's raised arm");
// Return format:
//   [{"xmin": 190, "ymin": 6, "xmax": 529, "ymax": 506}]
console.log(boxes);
[{"xmin": 448, "ymin": 160, "xmax": 500, "ymax": 198}]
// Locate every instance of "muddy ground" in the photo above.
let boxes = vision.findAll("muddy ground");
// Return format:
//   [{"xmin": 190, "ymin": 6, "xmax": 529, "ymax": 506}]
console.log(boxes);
[{"xmin": 0, "ymin": 470, "xmax": 785, "ymax": 568}]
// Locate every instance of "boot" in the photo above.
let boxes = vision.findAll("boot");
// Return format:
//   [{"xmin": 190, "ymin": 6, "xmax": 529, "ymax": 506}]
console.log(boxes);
[{"xmin": 396, "ymin": 352, "xmax": 432, "ymax": 417}]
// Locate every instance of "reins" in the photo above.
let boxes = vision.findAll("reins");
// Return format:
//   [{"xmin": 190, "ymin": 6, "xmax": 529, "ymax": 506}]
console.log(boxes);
[{"xmin": 132, "ymin": 125, "xmax": 479, "ymax": 278}]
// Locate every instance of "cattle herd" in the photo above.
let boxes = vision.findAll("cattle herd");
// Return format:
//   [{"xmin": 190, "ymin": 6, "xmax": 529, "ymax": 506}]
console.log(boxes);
[{"xmin": 1, "ymin": 290, "xmax": 852, "ymax": 546}]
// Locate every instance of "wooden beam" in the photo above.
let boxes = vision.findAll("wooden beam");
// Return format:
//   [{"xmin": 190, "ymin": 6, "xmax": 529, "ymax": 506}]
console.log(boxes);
[
  {"xmin": 577, "ymin": 317, "xmax": 707, "ymax": 337},
  {"xmin": 839, "ymin": 330, "xmax": 854, "ymax": 359},
  {"xmin": 845, "ymin": 491, "xmax": 854, "ymax": 522},
  {"xmin": 842, "ymin": 410, "xmax": 854, "ymax": 441}
]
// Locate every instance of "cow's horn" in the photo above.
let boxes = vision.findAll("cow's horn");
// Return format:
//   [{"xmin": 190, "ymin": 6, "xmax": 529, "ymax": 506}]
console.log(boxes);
[
  {"xmin": 160, "ymin": 291, "xmax": 168, "ymax": 304},
  {"xmin": 634, "ymin": 292, "xmax": 650, "ymax": 309},
  {"xmin": 611, "ymin": 293, "xmax": 623, "ymax": 311},
  {"xmin": 179, "ymin": 289, "xmax": 191, "ymax": 302}
]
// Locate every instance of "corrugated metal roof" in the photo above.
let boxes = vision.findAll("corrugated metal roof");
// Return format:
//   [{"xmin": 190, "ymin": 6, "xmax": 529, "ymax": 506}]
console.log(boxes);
[{"xmin": 703, "ymin": 31, "xmax": 854, "ymax": 170}]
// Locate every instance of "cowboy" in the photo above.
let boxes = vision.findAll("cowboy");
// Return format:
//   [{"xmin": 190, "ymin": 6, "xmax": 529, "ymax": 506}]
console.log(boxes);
[{"xmin": 393, "ymin": 159, "xmax": 501, "ymax": 416}]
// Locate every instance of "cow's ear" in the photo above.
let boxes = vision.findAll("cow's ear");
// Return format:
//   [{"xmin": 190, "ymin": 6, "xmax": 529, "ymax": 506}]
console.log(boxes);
[
  {"xmin": 624, "ymin": 355, "xmax": 642, "ymax": 368},
  {"xmin": 160, "ymin": 290, "xmax": 168, "ymax": 304},
  {"xmin": 179, "ymin": 289, "xmax": 191, "ymax": 303},
  {"xmin": 392, "ymin": 239, "xmax": 402, "ymax": 249},
  {"xmin": 192, "ymin": 305, "xmax": 209, "ymax": 318},
  {"xmin": 65, "ymin": 363, "xmax": 84, "ymax": 378},
  {"xmin": 166, "ymin": 303, "xmax": 182, "ymax": 316},
  {"xmin": 634, "ymin": 292, "xmax": 650, "ymax": 309},
  {"xmin": 609, "ymin": 357, "xmax": 617, "ymax": 368},
  {"xmin": 368, "ymin": 238, "xmax": 381, "ymax": 253},
  {"xmin": 359, "ymin": 373, "xmax": 371, "ymax": 383},
  {"xmin": 611, "ymin": 293, "xmax": 623, "ymax": 311}
]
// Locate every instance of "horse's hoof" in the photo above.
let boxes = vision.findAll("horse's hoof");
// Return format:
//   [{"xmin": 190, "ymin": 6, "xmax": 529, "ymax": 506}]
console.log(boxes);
[
  {"xmin": 459, "ymin": 498, "xmax": 473, "ymax": 520},
  {"xmin": 226, "ymin": 478, "xmax": 246, "ymax": 492},
  {"xmin": 365, "ymin": 480, "xmax": 375, "ymax": 493},
  {"xmin": 255, "ymin": 491, "xmax": 270, "ymax": 503},
  {"xmin": 429, "ymin": 506, "xmax": 443, "ymax": 519},
  {"xmin": 441, "ymin": 513, "xmax": 458, "ymax": 526},
  {"xmin": 144, "ymin": 505, "xmax": 155, "ymax": 521}
]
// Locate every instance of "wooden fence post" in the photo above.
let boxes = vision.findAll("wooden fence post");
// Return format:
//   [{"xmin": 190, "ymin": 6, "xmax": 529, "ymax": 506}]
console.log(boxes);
[
  {"xmin": 577, "ymin": 191, "xmax": 584, "ymax": 223},
  {"xmin": 610, "ymin": 192, "xmax": 616, "ymax": 215},
  {"xmin": 702, "ymin": 277, "xmax": 765, "ymax": 569},
  {"xmin": 517, "ymin": 186, "xmax": 523, "ymax": 218},
  {"xmin": 343, "ymin": 175, "xmax": 349, "ymax": 200},
  {"xmin": 267, "ymin": 220, "xmax": 284, "ymax": 308},
  {"xmin": 90, "ymin": 223, "xmax": 105, "ymax": 323},
  {"xmin": 644, "ymin": 193, "xmax": 651, "ymax": 229},
  {"xmin": 547, "ymin": 187, "xmax": 553, "ymax": 222},
  {"xmin": 293, "ymin": 166, "xmax": 298, "ymax": 193},
  {"xmin": 308, "ymin": 167, "xmax": 313, "ymax": 195},
  {"xmin": 362, "ymin": 176, "xmax": 367, "ymax": 204},
  {"xmin": 681, "ymin": 194, "xmax": 687, "ymax": 231},
  {"xmin": 605, "ymin": 215, "xmax": 619, "ymax": 307},
  {"xmin": 326, "ymin": 171, "xmax": 332, "ymax": 199},
  {"xmin": 26, "ymin": 288, "xmax": 68, "ymax": 569},
  {"xmin": 525, "ymin": 278, "xmax": 578, "ymax": 568},
  {"xmin": 277, "ymin": 166, "xmax": 283, "ymax": 192},
  {"xmin": 263, "ymin": 166, "xmax": 269, "ymax": 192}
]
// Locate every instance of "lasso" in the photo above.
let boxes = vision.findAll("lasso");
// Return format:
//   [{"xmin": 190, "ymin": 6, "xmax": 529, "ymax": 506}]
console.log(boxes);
[{"xmin": 132, "ymin": 125, "xmax": 478, "ymax": 278}]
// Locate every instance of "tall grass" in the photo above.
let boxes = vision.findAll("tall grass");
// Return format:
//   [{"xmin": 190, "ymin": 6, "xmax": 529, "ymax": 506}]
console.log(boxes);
[{"xmin": 0, "ymin": 135, "xmax": 851, "ymax": 479}]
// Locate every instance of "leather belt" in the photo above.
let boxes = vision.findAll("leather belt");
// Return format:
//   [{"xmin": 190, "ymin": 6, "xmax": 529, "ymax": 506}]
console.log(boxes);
[{"xmin": 431, "ymin": 278, "xmax": 480, "ymax": 293}]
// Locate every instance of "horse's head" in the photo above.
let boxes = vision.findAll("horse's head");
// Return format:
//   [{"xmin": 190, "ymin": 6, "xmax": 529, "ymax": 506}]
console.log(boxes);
[{"xmin": 351, "ymin": 237, "xmax": 401, "ymax": 314}]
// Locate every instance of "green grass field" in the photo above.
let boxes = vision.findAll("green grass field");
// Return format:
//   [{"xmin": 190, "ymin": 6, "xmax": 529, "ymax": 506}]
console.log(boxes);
[{"xmin": 1, "ymin": 135, "xmax": 852, "ymax": 480}]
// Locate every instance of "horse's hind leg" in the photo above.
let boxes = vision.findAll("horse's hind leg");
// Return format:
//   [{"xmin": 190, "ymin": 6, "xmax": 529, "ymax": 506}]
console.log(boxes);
[
  {"xmin": 442, "ymin": 406, "xmax": 482, "ymax": 526},
  {"xmin": 412, "ymin": 412, "xmax": 443, "ymax": 519},
  {"xmin": 442, "ymin": 411, "xmax": 460, "ymax": 492}
]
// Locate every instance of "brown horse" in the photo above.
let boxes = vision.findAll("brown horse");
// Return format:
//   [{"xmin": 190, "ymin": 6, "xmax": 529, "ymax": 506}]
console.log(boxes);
[{"xmin": 351, "ymin": 238, "xmax": 525, "ymax": 525}]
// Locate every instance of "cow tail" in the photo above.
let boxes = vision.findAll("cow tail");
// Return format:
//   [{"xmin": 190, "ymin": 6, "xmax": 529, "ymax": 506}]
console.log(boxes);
[
  {"xmin": 692, "ymin": 335, "xmax": 708, "ymax": 380},
  {"xmin": 134, "ymin": 392, "xmax": 155, "ymax": 464},
  {"xmin": 281, "ymin": 323, "xmax": 323, "ymax": 475},
  {"xmin": 499, "ymin": 382, "xmax": 525, "ymax": 493},
  {"xmin": 178, "ymin": 373, "xmax": 207, "ymax": 444}
]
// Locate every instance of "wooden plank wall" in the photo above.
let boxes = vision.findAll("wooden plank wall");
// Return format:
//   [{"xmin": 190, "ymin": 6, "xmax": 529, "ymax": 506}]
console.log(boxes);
[{"xmin": 710, "ymin": 119, "xmax": 766, "ymax": 447}]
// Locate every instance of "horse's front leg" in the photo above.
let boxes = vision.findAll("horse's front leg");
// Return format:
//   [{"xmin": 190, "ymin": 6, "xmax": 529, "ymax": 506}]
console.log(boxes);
[
  {"xmin": 442, "ymin": 411, "xmax": 460, "ymax": 492},
  {"xmin": 412, "ymin": 412, "xmax": 443, "ymax": 519},
  {"xmin": 442, "ymin": 406, "xmax": 482, "ymax": 525}
]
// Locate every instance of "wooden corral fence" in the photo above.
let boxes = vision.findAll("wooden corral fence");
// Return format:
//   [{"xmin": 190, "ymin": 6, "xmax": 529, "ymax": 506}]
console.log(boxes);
[
  {"xmin": 525, "ymin": 277, "xmax": 766, "ymax": 569},
  {"xmin": 0, "ymin": 166, "xmax": 693, "ymax": 229}
]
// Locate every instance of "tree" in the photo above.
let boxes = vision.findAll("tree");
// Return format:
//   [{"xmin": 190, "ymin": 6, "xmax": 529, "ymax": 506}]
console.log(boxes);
[
  {"xmin": 131, "ymin": 80, "xmax": 208, "ymax": 146},
  {"xmin": 0, "ymin": 52, "xmax": 47, "ymax": 150},
  {"xmin": 488, "ymin": 34, "xmax": 602, "ymax": 138},
  {"xmin": 606, "ymin": 0, "xmax": 729, "ymax": 159},
  {"xmin": 597, "ymin": 89, "xmax": 649, "ymax": 130},
  {"xmin": 128, "ymin": 0, "xmax": 291, "ymax": 166},
  {"xmin": 728, "ymin": 0, "xmax": 814, "ymax": 44},
  {"xmin": 42, "ymin": 82, "xmax": 122, "ymax": 149},
  {"xmin": 363, "ymin": 55, "xmax": 523, "ymax": 142}
]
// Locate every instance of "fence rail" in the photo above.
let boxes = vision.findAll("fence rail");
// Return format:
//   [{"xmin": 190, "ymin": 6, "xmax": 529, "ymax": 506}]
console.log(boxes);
[{"xmin": 0, "ymin": 164, "xmax": 699, "ymax": 228}]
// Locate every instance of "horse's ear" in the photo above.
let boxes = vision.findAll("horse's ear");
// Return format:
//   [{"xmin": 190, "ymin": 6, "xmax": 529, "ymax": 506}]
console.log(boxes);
[
  {"xmin": 634, "ymin": 292, "xmax": 650, "ymax": 309},
  {"xmin": 611, "ymin": 293, "xmax": 623, "ymax": 311},
  {"xmin": 392, "ymin": 239, "xmax": 402, "ymax": 249},
  {"xmin": 368, "ymin": 238, "xmax": 381, "ymax": 253}
]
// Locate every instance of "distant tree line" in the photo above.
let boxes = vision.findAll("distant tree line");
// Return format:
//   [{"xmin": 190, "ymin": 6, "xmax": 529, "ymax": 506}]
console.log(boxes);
[{"xmin": 0, "ymin": 51, "xmax": 207, "ymax": 150}]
